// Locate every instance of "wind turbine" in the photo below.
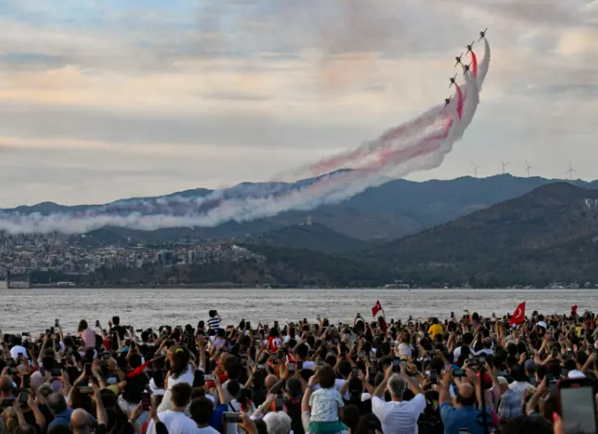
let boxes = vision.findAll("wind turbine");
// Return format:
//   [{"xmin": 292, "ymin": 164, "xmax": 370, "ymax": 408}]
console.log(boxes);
[
  {"xmin": 472, "ymin": 163, "xmax": 481, "ymax": 178},
  {"xmin": 525, "ymin": 161, "xmax": 534, "ymax": 177},
  {"xmin": 499, "ymin": 160, "xmax": 510, "ymax": 175},
  {"xmin": 566, "ymin": 163, "xmax": 575, "ymax": 180}
]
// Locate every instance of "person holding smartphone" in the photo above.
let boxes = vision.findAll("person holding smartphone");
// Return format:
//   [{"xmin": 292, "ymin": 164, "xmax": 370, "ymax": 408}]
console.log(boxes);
[
  {"xmin": 439, "ymin": 367, "xmax": 496, "ymax": 434},
  {"xmin": 371, "ymin": 363, "xmax": 426, "ymax": 434}
]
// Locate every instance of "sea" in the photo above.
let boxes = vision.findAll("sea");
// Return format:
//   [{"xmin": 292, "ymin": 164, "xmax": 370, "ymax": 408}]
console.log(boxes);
[{"xmin": 0, "ymin": 287, "xmax": 592, "ymax": 334}]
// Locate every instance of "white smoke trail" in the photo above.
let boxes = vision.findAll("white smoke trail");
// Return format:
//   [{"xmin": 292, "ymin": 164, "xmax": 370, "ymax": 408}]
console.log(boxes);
[{"xmin": 0, "ymin": 39, "xmax": 491, "ymax": 235}]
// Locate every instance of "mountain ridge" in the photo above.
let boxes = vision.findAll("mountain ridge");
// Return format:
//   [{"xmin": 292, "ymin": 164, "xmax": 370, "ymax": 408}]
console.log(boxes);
[
  {"xmin": 4, "ymin": 175, "xmax": 598, "ymax": 245},
  {"xmin": 362, "ymin": 182, "xmax": 598, "ymax": 286}
]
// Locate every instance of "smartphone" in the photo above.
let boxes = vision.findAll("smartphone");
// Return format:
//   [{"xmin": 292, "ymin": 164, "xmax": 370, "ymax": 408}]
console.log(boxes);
[
  {"xmin": 288, "ymin": 362, "xmax": 296, "ymax": 371},
  {"xmin": 103, "ymin": 352, "xmax": 111, "ymax": 360},
  {"xmin": 358, "ymin": 351, "xmax": 365, "ymax": 359},
  {"xmin": 549, "ymin": 380, "xmax": 558, "ymax": 396},
  {"xmin": 369, "ymin": 367, "xmax": 376, "ymax": 379},
  {"xmin": 352, "ymin": 368, "xmax": 360, "ymax": 378},
  {"xmin": 297, "ymin": 361, "xmax": 303, "ymax": 370},
  {"xmin": 95, "ymin": 320, "xmax": 100, "ymax": 327},
  {"xmin": 78, "ymin": 387, "xmax": 94, "ymax": 394},
  {"xmin": 204, "ymin": 374, "xmax": 215, "ymax": 382},
  {"xmin": 23, "ymin": 374, "xmax": 30, "ymax": 388},
  {"xmin": 393, "ymin": 357, "xmax": 401, "ymax": 372},
  {"xmin": 55, "ymin": 319, "xmax": 59, "ymax": 327},
  {"xmin": 85, "ymin": 363, "xmax": 92, "ymax": 376},
  {"xmin": 552, "ymin": 348, "xmax": 559, "ymax": 357},
  {"xmin": 257, "ymin": 364, "xmax": 265, "ymax": 371},
  {"xmin": 453, "ymin": 369, "xmax": 465, "ymax": 377},
  {"xmin": 19, "ymin": 390, "xmax": 28, "ymax": 405},
  {"xmin": 557, "ymin": 378, "xmax": 598, "ymax": 434},
  {"xmin": 430, "ymin": 370, "xmax": 437, "ymax": 385},
  {"xmin": 141, "ymin": 392, "xmax": 151, "ymax": 411},
  {"xmin": 317, "ymin": 359, "xmax": 324, "ymax": 367},
  {"xmin": 222, "ymin": 412, "xmax": 243, "ymax": 423},
  {"xmin": 51, "ymin": 368, "xmax": 62, "ymax": 377},
  {"xmin": 274, "ymin": 396, "xmax": 284, "ymax": 412}
]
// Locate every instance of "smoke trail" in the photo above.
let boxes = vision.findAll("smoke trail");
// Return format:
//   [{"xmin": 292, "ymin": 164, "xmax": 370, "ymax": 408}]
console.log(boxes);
[
  {"xmin": 0, "ymin": 38, "xmax": 491, "ymax": 235},
  {"xmin": 477, "ymin": 38, "xmax": 491, "ymax": 90}
]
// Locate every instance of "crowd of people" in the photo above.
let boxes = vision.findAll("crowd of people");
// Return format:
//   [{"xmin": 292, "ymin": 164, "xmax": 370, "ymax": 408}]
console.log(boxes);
[{"xmin": 0, "ymin": 308, "xmax": 595, "ymax": 434}]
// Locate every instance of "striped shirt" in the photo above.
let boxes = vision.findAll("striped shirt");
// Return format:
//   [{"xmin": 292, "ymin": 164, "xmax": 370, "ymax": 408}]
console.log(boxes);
[{"xmin": 208, "ymin": 317, "xmax": 221, "ymax": 330}]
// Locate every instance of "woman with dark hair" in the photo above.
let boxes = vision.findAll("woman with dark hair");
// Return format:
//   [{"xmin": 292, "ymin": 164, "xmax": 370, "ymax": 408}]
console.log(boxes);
[
  {"xmin": 157, "ymin": 346, "xmax": 195, "ymax": 412},
  {"xmin": 78, "ymin": 319, "xmax": 96, "ymax": 349}
]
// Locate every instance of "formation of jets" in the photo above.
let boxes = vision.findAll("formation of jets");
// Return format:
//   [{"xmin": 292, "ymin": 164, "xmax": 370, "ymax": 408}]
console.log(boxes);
[{"xmin": 445, "ymin": 28, "xmax": 487, "ymax": 108}]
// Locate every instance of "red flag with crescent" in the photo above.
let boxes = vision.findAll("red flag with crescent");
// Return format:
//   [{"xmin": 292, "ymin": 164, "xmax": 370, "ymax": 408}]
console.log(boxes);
[
  {"xmin": 509, "ymin": 302, "xmax": 526, "ymax": 326},
  {"xmin": 372, "ymin": 300, "xmax": 383, "ymax": 317}
]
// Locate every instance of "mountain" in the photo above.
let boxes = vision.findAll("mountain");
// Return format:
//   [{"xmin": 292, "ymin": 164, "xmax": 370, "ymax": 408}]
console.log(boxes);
[
  {"xmin": 245, "ymin": 223, "xmax": 371, "ymax": 255},
  {"xmin": 363, "ymin": 183, "xmax": 598, "ymax": 286},
  {"xmin": 5, "ymin": 175, "xmax": 598, "ymax": 246}
]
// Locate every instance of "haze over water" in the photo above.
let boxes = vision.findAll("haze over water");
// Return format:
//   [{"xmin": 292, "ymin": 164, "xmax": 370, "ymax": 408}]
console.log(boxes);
[{"xmin": 0, "ymin": 288, "xmax": 589, "ymax": 334}]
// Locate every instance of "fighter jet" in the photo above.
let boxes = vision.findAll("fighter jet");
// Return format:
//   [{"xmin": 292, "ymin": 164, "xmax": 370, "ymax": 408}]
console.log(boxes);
[
  {"xmin": 444, "ymin": 96, "xmax": 452, "ymax": 108},
  {"xmin": 462, "ymin": 62, "xmax": 472, "ymax": 73},
  {"xmin": 479, "ymin": 28, "xmax": 488, "ymax": 41},
  {"xmin": 449, "ymin": 74, "xmax": 457, "ymax": 88},
  {"xmin": 454, "ymin": 53, "xmax": 464, "ymax": 68},
  {"xmin": 466, "ymin": 41, "xmax": 475, "ymax": 55}
]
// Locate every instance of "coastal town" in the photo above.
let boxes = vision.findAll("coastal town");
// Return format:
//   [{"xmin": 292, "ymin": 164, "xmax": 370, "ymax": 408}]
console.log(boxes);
[{"xmin": 0, "ymin": 232, "xmax": 265, "ymax": 287}]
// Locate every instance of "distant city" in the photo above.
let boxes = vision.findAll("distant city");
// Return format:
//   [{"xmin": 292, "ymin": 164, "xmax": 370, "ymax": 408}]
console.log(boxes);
[{"xmin": 0, "ymin": 232, "xmax": 265, "ymax": 288}]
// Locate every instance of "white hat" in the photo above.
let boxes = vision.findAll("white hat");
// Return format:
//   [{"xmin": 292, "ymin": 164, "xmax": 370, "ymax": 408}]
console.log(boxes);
[{"xmin": 537, "ymin": 321, "xmax": 547, "ymax": 329}]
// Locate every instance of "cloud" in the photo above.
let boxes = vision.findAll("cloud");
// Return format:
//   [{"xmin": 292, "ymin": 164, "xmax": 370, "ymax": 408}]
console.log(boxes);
[{"xmin": 0, "ymin": 0, "xmax": 597, "ymax": 208}]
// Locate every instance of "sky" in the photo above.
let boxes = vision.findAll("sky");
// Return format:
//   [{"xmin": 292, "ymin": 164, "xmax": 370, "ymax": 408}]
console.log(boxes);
[{"xmin": 0, "ymin": 0, "xmax": 597, "ymax": 207}]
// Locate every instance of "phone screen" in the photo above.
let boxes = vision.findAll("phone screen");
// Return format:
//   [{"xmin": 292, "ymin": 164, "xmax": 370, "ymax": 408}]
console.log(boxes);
[
  {"xmin": 288, "ymin": 362, "xmax": 296, "ymax": 371},
  {"xmin": 352, "ymin": 368, "xmax": 360, "ymax": 378},
  {"xmin": 19, "ymin": 390, "xmax": 28, "ymax": 404},
  {"xmin": 430, "ymin": 370, "xmax": 437, "ymax": 385},
  {"xmin": 23, "ymin": 375, "xmax": 30, "ymax": 388},
  {"xmin": 560, "ymin": 384, "xmax": 597, "ymax": 434},
  {"xmin": 275, "ymin": 397, "xmax": 284, "ymax": 411},
  {"xmin": 393, "ymin": 358, "xmax": 401, "ymax": 372},
  {"xmin": 141, "ymin": 392, "xmax": 151, "ymax": 411}
]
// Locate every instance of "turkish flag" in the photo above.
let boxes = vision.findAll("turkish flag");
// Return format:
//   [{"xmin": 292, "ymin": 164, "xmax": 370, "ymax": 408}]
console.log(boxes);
[
  {"xmin": 571, "ymin": 305, "xmax": 578, "ymax": 313},
  {"xmin": 509, "ymin": 302, "xmax": 526, "ymax": 326},
  {"xmin": 372, "ymin": 300, "xmax": 383, "ymax": 317}
]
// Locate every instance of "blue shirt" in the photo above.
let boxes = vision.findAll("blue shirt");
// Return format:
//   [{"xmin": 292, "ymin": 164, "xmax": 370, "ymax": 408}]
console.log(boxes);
[
  {"xmin": 440, "ymin": 403, "xmax": 493, "ymax": 434},
  {"xmin": 49, "ymin": 409, "xmax": 96, "ymax": 429},
  {"xmin": 49, "ymin": 409, "xmax": 74, "ymax": 429}
]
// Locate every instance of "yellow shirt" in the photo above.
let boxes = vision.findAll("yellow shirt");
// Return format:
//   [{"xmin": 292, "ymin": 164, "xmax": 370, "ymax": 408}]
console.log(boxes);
[{"xmin": 428, "ymin": 324, "xmax": 443, "ymax": 338}]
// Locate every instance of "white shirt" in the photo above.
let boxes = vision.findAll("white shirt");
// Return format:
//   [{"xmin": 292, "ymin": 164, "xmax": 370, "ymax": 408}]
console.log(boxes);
[
  {"xmin": 309, "ymin": 388, "xmax": 344, "ymax": 422},
  {"xmin": 372, "ymin": 395, "xmax": 427, "ymax": 434},
  {"xmin": 509, "ymin": 381, "xmax": 532, "ymax": 399},
  {"xmin": 475, "ymin": 349, "xmax": 494, "ymax": 356},
  {"xmin": 10, "ymin": 345, "xmax": 29, "ymax": 360},
  {"xmin": 158, "ymin": 365, "xmax": 195, "ymax": 412},
  {"xmin": 147, "ymin": 410, "xmax": 200, "ymax": 434},
  {"xmin": 197, "ymin": 428, "xmax": 220, "ymax": 434},
  {"xmin": 398, "ymin": 343, "xmax": 414, "ymax": 357}
]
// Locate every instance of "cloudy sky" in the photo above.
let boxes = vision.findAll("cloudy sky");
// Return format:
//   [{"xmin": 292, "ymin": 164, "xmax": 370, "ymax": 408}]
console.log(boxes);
[{"xmin": 0, "ymin": 0, "xmax": 596, "ymax": 207}]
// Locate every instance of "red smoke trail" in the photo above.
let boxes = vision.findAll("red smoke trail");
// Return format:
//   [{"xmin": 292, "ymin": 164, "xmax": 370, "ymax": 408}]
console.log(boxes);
[{"xmin": 470, "ymin": 50, "xmax": 478, "ymax": 79}]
